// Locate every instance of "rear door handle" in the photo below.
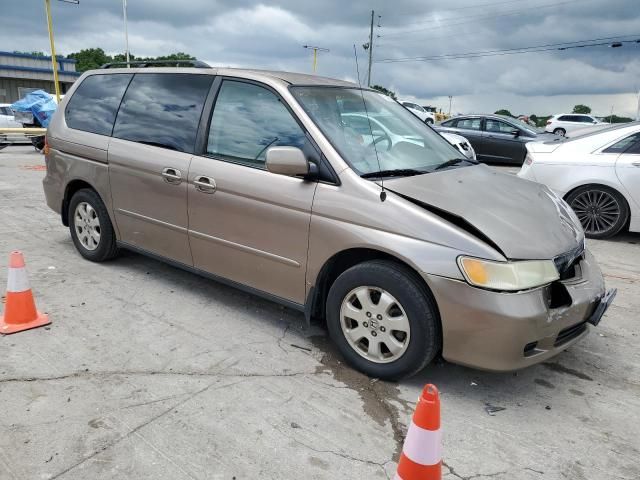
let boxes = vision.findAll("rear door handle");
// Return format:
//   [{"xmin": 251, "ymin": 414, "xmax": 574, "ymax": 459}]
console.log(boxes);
[
  {"xmin": 194, "ymin": 175, "xmax": 217, "ymax": 193},
  {"xmin": 632, "ymin": 162, "xmax": 640, "ymax": 167},
  {"xmin": 162, "ymin": 167, "xmax": 182, "ymax": 184}
]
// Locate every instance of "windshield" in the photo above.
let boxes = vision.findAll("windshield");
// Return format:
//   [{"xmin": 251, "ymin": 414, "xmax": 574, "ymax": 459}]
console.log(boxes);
[{"xmin": 291, "ymin": 87, "xmax": 465, "ymax": 176}]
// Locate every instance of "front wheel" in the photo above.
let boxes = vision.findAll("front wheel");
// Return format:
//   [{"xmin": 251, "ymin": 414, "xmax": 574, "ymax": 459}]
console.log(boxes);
[
  {"xmin": 326, "ymin": 260, "xmax": 440, "ymax": 380},
  {"xmin": 69, "ymin": 188, "xmax": 119, "ymax": 261},
  {"xmin": 566, "ymin": 185, "xmax": 629, "ymax": 239}
]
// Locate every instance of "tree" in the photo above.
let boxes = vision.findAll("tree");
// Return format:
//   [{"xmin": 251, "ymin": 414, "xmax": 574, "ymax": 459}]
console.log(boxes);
[
  {"xmin": 67, "ymin": 48, "xmax": 111, "ymax": 72},
  {"xmin": 494, "ymin": 109, "xmax": 513, "ymax": 117},
  {"xmin": 67, "ymin": 49, "xmax": 196, "ymax": 71},
  {"xmin": 371, "ymin": 85, "xmax": 397, "ymax": 100},
  {"xmin": 572, "ymin": 104, "xmax": 592, "ymax": 114}
]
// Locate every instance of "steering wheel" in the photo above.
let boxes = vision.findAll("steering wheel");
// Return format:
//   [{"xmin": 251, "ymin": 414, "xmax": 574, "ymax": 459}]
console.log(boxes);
[{"xmin": 372, "ymin": 131, "xmax": 392, "ymax": 151}]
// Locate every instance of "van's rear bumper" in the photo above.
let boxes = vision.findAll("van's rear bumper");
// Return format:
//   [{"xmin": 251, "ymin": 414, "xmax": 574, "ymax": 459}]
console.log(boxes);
[{"xmin": 424, "ymin": 249, "xmax": 606, "ymax": 371}]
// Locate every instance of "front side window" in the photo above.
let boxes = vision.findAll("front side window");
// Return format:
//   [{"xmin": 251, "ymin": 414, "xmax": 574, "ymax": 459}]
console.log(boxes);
[
  {"xmin": 603, "ymin": 133, "xmax": 640, "ymax": 154},
  {"xmin": 113, "ymin": 73, "xmax": 213, "ymax": 153},
  {"xmin": 291, "ymin": 87, "xmax": 464, "ymax": 176},
  {"xmin": 65, "ymin": 74, "xmax": 132, "ymax": 136},
  {"xmin": 485, "ymin": 119, "xmax": 515, "ymax": 134},
  {"xmin": 206, "ymin": 81, "xmax": 306, "ymax": 168}
]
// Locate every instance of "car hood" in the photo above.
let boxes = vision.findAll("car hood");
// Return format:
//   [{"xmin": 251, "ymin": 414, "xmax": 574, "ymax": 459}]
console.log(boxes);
[{"xmin": 384, "ymin": 165, "xmax": 584, "ymax": 260}]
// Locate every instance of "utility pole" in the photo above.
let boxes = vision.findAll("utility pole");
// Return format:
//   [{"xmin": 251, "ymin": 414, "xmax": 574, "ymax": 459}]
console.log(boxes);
[
  {"xmin": 122, "ymin": 0, "xmax": 130, "ymax": 66},
  {"xmin": 303, "ymin": 45, "xmax": 329, "ymax": 73},
  {"xmin": 448, "ymin": 95, "xmax": 453, "ymax": 116},
  {"xmin": 44, "ymin": 0, "xmax": 61, "ymax": 103},
  {"xmin": 367, "ymin": 9, "xmax": 374, "ymax": 87},
  {"xmin": 636, "ymin": 88, "xmax": 640, "ymax": 121}
]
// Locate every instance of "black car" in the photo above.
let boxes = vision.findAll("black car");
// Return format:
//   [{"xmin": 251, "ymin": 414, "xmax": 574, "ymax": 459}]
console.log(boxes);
[{"xmin": 435, "ymin": 114, "xmax": 559, "ymax": 165}]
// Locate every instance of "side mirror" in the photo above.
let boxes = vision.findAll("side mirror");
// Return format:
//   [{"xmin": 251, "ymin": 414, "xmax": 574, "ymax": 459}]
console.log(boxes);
[
  {"xmin": 511, "ymin": 129, "xmax": 520, "ymax": 137},
  {"xmin": 266, "ymin": 146, "xmax": 310, "ymax": 177}
]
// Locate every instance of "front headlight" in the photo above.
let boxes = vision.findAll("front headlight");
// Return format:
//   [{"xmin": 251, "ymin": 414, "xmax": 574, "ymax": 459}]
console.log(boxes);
[{"xmin": 458, "ymin": 257, "xmax": 559, "ymax": 291}]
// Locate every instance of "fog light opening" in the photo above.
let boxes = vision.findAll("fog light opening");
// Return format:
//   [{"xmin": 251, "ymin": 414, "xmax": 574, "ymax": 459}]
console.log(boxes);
[{"xmin": 524, "ymin": 341, "xmax": 539, "ymax": 357}]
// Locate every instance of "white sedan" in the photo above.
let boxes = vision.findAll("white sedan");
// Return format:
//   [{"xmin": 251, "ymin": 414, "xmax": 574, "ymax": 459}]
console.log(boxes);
[{"xmin": 519, "ymin": 122, "xmax": 640, "ymax": 238}]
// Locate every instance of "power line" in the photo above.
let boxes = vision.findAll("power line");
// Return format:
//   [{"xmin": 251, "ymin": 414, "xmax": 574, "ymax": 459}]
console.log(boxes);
[
  {"xmin": 382, "ymin": 0, "xmax": 585, "ymax": 38},
  {"xmin": 375, "ymin": 36, "xmax": 640, "ymax": 63}
]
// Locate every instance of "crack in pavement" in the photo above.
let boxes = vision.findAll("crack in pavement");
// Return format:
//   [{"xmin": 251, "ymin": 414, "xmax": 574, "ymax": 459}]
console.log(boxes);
[
  {"xmin": 443, "ymin": 461, "xmax": 507, "ymax": 480},
  {"xmin": 0, "ymin": 368, "xmax": 320, "ymax": 384},
  {"xmin": 48, "ymin": 378, "xmax": 248, "ymax": 480}
]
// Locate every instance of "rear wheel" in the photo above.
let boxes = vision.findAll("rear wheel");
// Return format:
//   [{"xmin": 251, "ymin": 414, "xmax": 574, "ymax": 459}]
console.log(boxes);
[
  {"xmin": 553, "ymin": 128, "xmax": 566, "ymax": 136},
  {"xmin": 326, "ymin": 260, "xmax": 440, "ymax": 380},
  {"xmin": 566, "ymin": 185, "xmax": 629, "ymax": 239},
  {"xmin": 69, "ymin": 189, "xmax": 119, "ymax": 261}
]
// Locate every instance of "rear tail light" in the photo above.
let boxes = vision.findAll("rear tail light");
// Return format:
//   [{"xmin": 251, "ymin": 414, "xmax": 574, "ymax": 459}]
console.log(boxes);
[
  {"xmin": 524, "ymin": 154, "xmax": 534, "ymax": 165},
  {"xmin": 43, "ymin": 136, "xmax": 50, "ymax": 156},
  {"xmin": 546, "ymin": 120, "xmax": 552, "ymax": 125}
]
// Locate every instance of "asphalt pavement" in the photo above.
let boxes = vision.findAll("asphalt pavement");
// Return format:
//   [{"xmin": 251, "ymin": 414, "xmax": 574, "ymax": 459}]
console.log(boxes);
[{"xmin": 0, "ymin": 146, "xmax": 638, "ymax": 479}]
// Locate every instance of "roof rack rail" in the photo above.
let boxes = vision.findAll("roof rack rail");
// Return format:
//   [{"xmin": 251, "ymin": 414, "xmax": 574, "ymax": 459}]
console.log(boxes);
[{"xmin": 100, "ymin": 59, "xmax": 211, "ymax": 69}]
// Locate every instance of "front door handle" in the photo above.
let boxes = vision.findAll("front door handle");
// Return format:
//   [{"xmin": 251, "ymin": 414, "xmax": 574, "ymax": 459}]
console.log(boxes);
[
  {"xmin": 632, "ymin": 162, "xmax": 640, "ymax": 167},
  {"xmin": 162, "ymin": 167, "xmax": 182, "ymax": 184},
  {"xmin": 194, "ymin": 175, "xmax": 217, "ymax": 193}
]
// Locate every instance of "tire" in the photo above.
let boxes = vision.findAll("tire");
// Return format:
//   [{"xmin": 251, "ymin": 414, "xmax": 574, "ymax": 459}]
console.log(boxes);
[
  {"xmin": 68, "ymin": 188, "xmax": 119, "ymax": 261},
  {"xmin": 553, "ymin": 128, "xmax": 566, "ymax": 137},
  {"xmin": 566, "ymin": 185, "xmax": 629, "ymax": 239},
  {"xmin": 326, "ymin": 260, "xmax": 440, "ymax": 380},
  {"xmin": 425, "ymin": 118, "xmax": 434, "ymax": 125}
]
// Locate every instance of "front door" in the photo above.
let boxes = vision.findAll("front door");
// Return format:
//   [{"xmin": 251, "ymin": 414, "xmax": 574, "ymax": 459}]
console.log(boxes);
[
  {"xmin": 187, "ymin": 79, "xmax": 317, "ymax": 304},
  {"xmin": 108, "ymin": 72, "xmax": 214, "ymax": 265},
  {"xmin": 482, "ymin": 118, "xmax": 525, "ymax": 163}
]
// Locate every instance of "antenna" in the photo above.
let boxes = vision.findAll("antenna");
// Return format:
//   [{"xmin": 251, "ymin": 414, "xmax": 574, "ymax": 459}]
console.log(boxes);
[{"xmin": 353, "ymin": 44, "xmax": 386, "ymax": 202}]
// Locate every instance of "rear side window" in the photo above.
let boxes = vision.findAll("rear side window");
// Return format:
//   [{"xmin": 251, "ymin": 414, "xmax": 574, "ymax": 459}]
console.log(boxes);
[
  {"xmin": 65, "ymin": 74, "xmax": 132, "ymax": 136},
  {"xmin": 440, "ymin": 119, "xmax": 455, "ymax": 127},
  {"xmin": 113, "ymin": 73, "xmax": 213, "ymax": 153},
  {"xmin": 457, "ymin": 118, "xmax": 481, "ymax": 131},
  {"xmin": 603, "ymin": 133, "xmax": 640, "ymax": 154},
  {"xmin": 557, "ymin": 115, "xmax": 570, "ymax": 121}
]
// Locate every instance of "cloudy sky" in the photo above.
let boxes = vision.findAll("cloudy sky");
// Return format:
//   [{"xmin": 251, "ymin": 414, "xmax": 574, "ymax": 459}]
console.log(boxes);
[{"xmin": 3, "ymin": 0, "xmax": 639, "ymax": 117}]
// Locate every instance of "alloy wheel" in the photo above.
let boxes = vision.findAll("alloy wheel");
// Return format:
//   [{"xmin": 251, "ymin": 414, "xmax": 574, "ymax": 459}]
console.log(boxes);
[
  {"xmin": 569, "ymin": 189, "xmax": 621, "ymax": 236},
  {"xmin": 340, "ymin": 286, "xmax": 411, "ymax": 364},
  {"xmin": 74, "ymin": 202, "xmax": 101, "ymax": 251}
]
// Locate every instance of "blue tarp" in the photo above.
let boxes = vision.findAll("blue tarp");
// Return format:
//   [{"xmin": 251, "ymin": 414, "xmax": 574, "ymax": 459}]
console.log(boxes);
[{"xmin": 10, "ymin": 90, "xmax": 57, "ymax": 128}]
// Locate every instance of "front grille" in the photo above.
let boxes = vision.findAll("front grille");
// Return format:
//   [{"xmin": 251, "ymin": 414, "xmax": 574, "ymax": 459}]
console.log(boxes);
[
  {"xmin": 554, "ymin": 321, "xmax": 588, "ymax": 347},
  {"xmin": 554, "ymin": 243, "xmax": 585, "ymax": 280}
]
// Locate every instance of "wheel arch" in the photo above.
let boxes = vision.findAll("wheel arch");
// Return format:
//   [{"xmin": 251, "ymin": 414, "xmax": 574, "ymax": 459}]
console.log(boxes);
[
  {"xmin": 62, "ymin": 179, "xmax": 101, "ymax": 226},
  {"xmin": 305, "ymin": 247, "xmax": 441, "ymax": 332}
]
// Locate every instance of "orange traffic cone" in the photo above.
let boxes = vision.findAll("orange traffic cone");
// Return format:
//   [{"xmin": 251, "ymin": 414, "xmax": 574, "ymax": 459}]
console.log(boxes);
[
  {"xmin": 395, "ymin": 384, "xmax": 442, "ymax": 480},
  {"xmin": 0, "ymin": 251, "xmax": 50, "ymax": 334}
]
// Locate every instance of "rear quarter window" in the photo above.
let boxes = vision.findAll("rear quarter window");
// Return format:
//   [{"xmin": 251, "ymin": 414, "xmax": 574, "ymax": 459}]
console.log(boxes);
[{"xmin": 65, "ymin": 74, "xmax": 133, "ymax": 136}]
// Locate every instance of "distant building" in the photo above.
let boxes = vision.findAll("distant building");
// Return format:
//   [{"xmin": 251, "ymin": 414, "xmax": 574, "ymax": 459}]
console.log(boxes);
[{"xmin": 0, "ymin": 51, "xmax": 81, "ymax": 103}]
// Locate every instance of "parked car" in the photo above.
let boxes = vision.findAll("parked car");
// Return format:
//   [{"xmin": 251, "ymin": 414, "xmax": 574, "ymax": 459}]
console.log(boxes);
[
  {"xmin": 43, "ymin": 66, "xmax": 612, "ymax": 379},
  {"xmin": 519, "ymin": 122, "xmax": 640, "ymax": 239},
  {"xmin": 400, "ymin": 101, "xmax": 435, "ymax": 124},
  {"xmin": 545, "ymin": 114, "xmax": 606, "ymax": 137},
  {"xmin": 436, "ymin": 114, "xmax": 559, "ymax": 164},
  {"xmin": 341, "ymin": 112, "xmax": 475, "ymax": 160},
  {"xmin": 439, "ymin": 132, "xmax": 476, "ymax": 160},
  {"xmin": 0, "ymin": 104, "xmax": 24, "ymax": 147}
]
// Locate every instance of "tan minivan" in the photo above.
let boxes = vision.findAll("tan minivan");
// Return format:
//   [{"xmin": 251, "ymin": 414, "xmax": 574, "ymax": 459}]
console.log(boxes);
[{"xmin": 43, "ymin": 63, "xmax": 615, "ymax": 379}]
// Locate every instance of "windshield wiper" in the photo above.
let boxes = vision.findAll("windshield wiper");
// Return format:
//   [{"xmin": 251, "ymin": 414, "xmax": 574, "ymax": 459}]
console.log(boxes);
[
  {"xmin": 361, "ymin": 168, "xmax": 425, "ymax": 179},
  {"xmin": 433, "ymin": 157, "xmax": 478, "ymax": 171}
]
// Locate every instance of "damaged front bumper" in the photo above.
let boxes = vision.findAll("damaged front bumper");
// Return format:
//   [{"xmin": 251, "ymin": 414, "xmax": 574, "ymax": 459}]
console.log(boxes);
[{"xmin": 424, "ymin": 249, "xmax": 610, "ymax": 371}]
